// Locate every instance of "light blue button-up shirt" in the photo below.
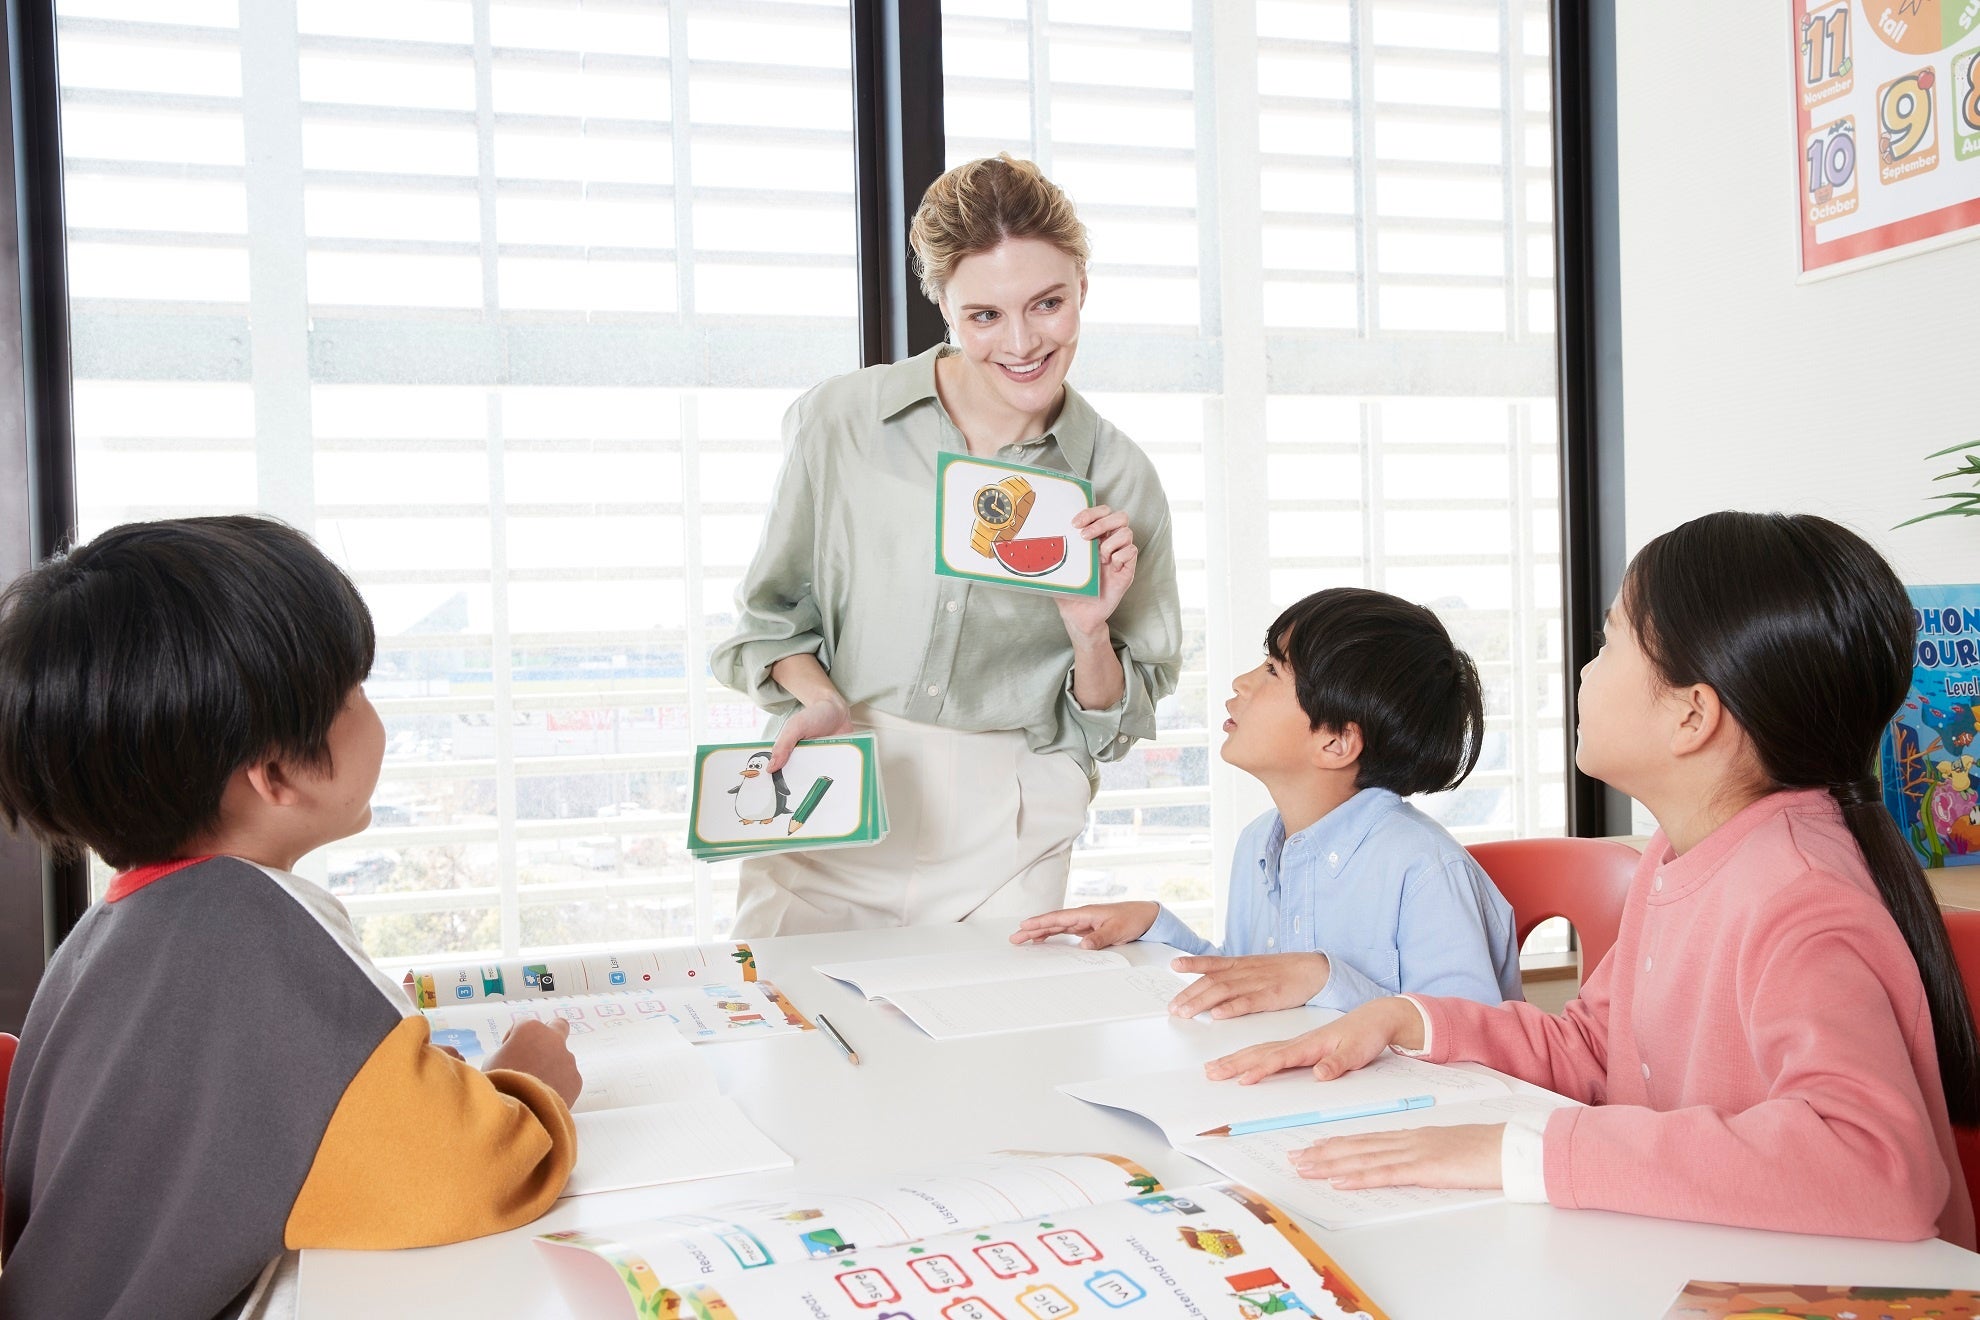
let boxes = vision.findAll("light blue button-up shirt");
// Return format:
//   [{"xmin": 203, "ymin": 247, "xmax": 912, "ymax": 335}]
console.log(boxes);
[{"xmin": 1144, "ymin": 787, "xmax": 1522, "ymax": 1012}]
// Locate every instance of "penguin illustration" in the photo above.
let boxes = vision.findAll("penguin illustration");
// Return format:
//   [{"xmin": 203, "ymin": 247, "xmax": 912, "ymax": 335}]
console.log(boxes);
[{"xmin": 727, "ymin": 751, "xmax": 791, "ymax": 825}]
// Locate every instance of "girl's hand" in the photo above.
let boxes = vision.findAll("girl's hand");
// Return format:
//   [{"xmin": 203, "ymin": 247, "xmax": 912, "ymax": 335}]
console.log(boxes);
[
  {"xmin": 1203, "ymin": 996, "xmax": 1424, "ymax": 1084},
  {"xmin": 1289, "ymin": 1124, "xmax": 1505, "ymax": 1190},
  {"xmin": 1056, "ymin": 506, "xmax": 1138, "ymax": 638},
  {"xmin": 768, "ymin": 697, "xmax": 854, "ymax": 772},
  {"xmin": 1010, "ymin": 901, "xmax": 1160, "ymax": 949},
  {"xmin": 1167, "ymin": 953, "xmax": 1330, "ymax": 1020}
]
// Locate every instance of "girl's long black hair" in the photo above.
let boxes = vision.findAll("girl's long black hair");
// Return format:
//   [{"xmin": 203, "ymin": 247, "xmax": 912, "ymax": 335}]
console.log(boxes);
[{"xmin": 1624, "ymin": 511, "xmax": 1979, "ymax": 1126}]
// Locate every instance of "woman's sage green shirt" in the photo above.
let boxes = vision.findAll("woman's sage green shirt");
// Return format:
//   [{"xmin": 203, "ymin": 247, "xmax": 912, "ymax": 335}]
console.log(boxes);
[{"xmin": 710, "ymin": 345, "xmax": 1182, "ymax": 785}]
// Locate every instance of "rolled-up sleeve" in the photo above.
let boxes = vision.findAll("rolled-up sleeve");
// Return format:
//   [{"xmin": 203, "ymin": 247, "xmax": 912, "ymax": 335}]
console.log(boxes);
[
  {"xmin": 709, "ymin": 393, "xmax": 828, "ymax": 711},
  {"xmin": 1059, "ymin": 507, "xmax": 1180, "ymax": 762}
]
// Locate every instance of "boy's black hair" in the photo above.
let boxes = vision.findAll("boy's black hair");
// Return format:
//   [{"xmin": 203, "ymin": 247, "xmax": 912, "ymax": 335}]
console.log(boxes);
[
  {"xmin": 0, "ymin": 516, "xmax": 375, "ymax": 870},
  {"xmin": 1266, "ymin": 587, "xmax": 1483, "ymax": 796}
]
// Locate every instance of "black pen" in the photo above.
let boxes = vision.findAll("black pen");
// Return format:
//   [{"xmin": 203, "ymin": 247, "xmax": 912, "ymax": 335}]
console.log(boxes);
[{"xmin": 816, "ymin": 1013, "xmax": 860, "ymax": 1066}]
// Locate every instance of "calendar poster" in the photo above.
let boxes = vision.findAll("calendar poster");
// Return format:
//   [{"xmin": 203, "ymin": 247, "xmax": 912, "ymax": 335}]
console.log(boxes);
[{"xmin": 1792, "ymin": 0, "xmax": 1980, "ymax": 276}]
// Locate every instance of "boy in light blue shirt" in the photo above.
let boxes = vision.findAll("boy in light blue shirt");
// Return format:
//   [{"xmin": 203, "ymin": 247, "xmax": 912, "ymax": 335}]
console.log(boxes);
[{"xmin": 1013, "ymin": 588, "xmax": 1522, "ymax": 1017}]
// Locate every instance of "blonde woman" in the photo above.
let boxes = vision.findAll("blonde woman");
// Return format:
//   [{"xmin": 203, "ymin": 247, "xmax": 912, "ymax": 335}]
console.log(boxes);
[{"xmin": 710, "ymin": 154, "xmax": 1182, "ymax": 937}]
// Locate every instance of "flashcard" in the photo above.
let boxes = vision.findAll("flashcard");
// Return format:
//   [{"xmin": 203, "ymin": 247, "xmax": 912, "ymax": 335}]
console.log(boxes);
[
  {"xmin": 909, "ymin": 1255, "xmax": 972, "ymax": 1291},
  {"xmin": 1037, "ymin": 1230, "xmax": 1101, "ymax": 1265},
  {"xmin": 1082, "ymin": 1271, "xmax": 1145, "ymax": 1307},
  {"xmin": 688, "ymin": 733, "xmax": 887, "ymax": 860},
  {"xmin": 933, "ymin": 451, "xmax": 1100, "ymax": 596},
  {"xmin": 1014, "ymin": 1284, "xmax": 1079, "ymax": 1319},
  {"xmin": 942, "ymin": 1301, "xmax": 1007, "ymax": 1320},
  {"xmin": 972, "ymin": 1242, "xmax": 1037, "ymax": 1279},
  {"xmin": 836, "ymin": 1268, "xmax": 902, "ymax": 1307}
]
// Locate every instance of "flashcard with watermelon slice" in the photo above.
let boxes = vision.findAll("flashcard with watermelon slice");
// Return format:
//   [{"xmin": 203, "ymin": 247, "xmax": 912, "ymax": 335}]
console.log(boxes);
[{"xmin": 933, "ymin": 451, "xmax": 1100, "ymax": 596}]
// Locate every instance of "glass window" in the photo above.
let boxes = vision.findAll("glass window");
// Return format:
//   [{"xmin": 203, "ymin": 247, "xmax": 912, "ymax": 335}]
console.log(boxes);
[
  {"xmin": 59, "ymin": 0, "xmax": 859, "ymax": 967},
  {"xmin": 943, "ymin": 0, "xmax": 1565, "ymax": 941}
]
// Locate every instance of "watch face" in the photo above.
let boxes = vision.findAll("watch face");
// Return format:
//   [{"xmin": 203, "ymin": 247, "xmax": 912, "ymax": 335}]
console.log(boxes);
[{"xmin": 974, "ymin": 486, "xmax": 1013, "ymax": 525}]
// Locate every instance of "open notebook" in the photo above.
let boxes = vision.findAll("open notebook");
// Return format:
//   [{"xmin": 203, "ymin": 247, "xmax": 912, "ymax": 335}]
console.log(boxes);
[
  {"xmin": 814, "ymin": 943, "xmax": 1190, "ymax": 1039},
  {"xmin": 405, "ymin": 943, "xmax": 801, "ymax": 1197},
  {"xmin": 1062, "ymin": 1052, "xmax": 1576, "ymax": 1229}
]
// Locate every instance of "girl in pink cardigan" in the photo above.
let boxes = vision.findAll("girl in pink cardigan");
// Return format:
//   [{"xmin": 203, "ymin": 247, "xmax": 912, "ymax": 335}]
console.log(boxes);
[{"xmin": 1208, "ymin": 511, "xmax": 1979, "ymax": 1246}]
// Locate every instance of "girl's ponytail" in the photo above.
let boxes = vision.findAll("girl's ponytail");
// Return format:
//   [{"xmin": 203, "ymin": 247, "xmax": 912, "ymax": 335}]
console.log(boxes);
[
  {"xmin": 1626, "ymin": 512, "xmax": 1980, "ymax": 1127},
  {"xmin": 1832, "ymin": 778, "xmax": 1980, "ymax": 1126}
]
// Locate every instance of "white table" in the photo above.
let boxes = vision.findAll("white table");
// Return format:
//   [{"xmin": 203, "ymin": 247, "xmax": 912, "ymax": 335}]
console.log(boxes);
[{"xmin": 301, "ymin": 924, "xmax": 1980, "ymax": 1318}]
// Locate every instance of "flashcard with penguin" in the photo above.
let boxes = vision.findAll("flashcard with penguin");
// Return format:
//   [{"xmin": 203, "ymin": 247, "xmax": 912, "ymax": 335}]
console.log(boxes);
[
  {"xmin": 689, "ymin": 733, "xmax": 886, "ymax": 858},
  {"xmin": 1880, "ymin": 584, "xmax": 1980, "ymax": 867},
  {"xmin": 933, "ymin": 451, "xmax": 1101, "ymax": 596}
]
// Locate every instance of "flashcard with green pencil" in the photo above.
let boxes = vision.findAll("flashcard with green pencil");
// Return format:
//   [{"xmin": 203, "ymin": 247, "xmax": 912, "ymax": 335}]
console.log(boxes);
[{"xmin": 688, "ymin": 733, "xmax": 887, "ymax": 861}]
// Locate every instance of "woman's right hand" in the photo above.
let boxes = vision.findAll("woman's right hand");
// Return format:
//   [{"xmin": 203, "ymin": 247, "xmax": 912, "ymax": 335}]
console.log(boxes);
[
  {"xmin": 1202, "ymin": 996, "xmax": 1425, "ymax": 1085},
  {"xmin": 768, "ymin": 696, "xmax": 854, "ymax": 772}
]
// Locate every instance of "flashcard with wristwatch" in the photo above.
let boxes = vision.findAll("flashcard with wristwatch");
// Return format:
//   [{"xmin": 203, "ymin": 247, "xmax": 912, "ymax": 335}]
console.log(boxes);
[{"xmin": 932, "ymin": 451, "xmax": 1101, "ymax": 596}]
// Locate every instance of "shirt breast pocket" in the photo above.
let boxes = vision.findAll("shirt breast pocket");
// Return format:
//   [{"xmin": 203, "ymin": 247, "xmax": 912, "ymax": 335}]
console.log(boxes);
[{"xmin": 1331, "ymin": 944, "xmax": 1401, "ymax": 995}]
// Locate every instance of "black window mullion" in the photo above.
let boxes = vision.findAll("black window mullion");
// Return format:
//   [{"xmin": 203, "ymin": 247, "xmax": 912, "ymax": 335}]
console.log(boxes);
[
  {"xmin": 0, "ymin": 0, "xmax": 82, "ymax": 1028},
  {"xmin": 852, "ymin": 0, "xmax": 947, "ymax": 367}
]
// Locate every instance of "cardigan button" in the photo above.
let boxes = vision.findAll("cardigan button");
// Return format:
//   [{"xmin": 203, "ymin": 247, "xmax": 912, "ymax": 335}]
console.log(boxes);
[{"xmin": 1640, "ymin": 1062, "xmax": 1651, "ymax": 1080}]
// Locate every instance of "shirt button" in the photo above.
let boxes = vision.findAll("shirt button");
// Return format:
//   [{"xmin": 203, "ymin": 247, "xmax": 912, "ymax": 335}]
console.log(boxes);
[
  {"xmin": 926, "ymin": 684, "xmax": 939, "ymax": 696},
  {"xmin": 1328, "ymin": 852, "xmax": 1339, "ymax": 866},
  {"xmin": 1115, "ymin": 733, "xmax": 1127, "ymax": 744},
  {"xmin": 1640, "ymin": 1062, "xmax": 1651, "ymax": 1081},
  {"xmin": 1266, "ymin": 937, "xmax": 1276, "ymax": 948},
  {"xmin": 1644, "ymin": 955, "xmax": 1653, "ymax": 972},
  {"xmin": 946, "ymin": 600, "xmax": 958, "ymax": 613},
  {"xmin": 1653, "ymin": 875, "xmax": 1664, "ymax": 893}
]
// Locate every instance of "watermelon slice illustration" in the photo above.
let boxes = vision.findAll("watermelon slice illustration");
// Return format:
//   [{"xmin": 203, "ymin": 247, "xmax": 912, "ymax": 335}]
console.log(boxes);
[{"xmin": 993, "ymin": 535, "xmax": 1067, "ymax": 577}]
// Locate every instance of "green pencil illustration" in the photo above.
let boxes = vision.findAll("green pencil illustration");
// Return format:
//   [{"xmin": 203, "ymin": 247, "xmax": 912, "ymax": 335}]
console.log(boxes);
[{"xmin": 788, "ymin": 775, "xmax": 834, "ymax": 834}]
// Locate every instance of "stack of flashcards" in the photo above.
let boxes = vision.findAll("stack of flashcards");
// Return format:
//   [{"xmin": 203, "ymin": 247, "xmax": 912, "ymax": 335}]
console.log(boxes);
[{"xmin": 688, "ymin": 732, "xmax": 888, "ymax": 862}]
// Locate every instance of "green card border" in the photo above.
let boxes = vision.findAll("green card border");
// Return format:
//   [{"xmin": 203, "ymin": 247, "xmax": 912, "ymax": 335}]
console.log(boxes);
[
  {"xmin": 932, "ymin": 450, "xmax": 1101, "ymax": 597},
  {"xmin": 687, "ymin": 736, "xmax": 876, "ymax": 852}
]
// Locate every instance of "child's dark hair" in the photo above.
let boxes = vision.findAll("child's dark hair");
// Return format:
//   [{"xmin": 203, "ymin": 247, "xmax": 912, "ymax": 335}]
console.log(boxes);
[
  {"xmin": 1267, "ymin": 588, "xmax": 1483, "ymax": 796},
  {"xmin": 1624, "ymin": 510, "xmax": 1980, "ymax": 1126},
  {"xmin": 0, "ymin": 516, "xmax": 375, "ymax": 871}
]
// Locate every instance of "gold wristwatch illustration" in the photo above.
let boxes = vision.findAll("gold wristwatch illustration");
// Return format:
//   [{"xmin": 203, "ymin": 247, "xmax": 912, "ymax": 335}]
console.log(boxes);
[{"xmin": 969, "ymin": 474, "xmax": 1035, "ymax": 556}]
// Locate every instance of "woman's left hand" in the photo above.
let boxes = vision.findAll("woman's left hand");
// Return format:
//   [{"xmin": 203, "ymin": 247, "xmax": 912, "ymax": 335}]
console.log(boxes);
[
  {"xmin": 1288, "ymin": 1123, "xmax": 1505, "ymax": 1190},
  {"xmin": 1056, "ymin": 505, "xmax": 1137, "ymax": 637}
]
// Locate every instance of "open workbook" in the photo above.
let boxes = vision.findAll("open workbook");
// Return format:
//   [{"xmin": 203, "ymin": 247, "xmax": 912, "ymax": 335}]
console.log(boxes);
[
  {"xmin": 403, "ymin": 943, "xmax": 805, "ymax": 1198},
  {"xmin": 403, "ymin": 941, "xmax": 810, "ymax": 1043},
  {"xmin": 536, "ymin": 1150, "xmax": 1389, "ymax": 1320},
  {"xmin": 1062, "ymin": 1052, "xmax": 1577, "ymax": 1230},
  {"xmin": 814, "ymin": 942, "xmax": 1191, "ymax": 1039}
]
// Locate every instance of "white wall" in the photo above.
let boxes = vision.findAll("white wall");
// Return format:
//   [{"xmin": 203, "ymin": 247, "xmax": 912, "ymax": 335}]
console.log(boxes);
[{"xmin": 1615, "ymin": 3, "xmax": 1980, "ymax": 584}]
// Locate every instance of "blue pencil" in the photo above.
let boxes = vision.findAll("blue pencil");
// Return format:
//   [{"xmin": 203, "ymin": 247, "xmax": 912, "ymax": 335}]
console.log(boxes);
[{"xmin": 1197, "ymin": 1093, "xmax": 1436, "ymax": 1138}]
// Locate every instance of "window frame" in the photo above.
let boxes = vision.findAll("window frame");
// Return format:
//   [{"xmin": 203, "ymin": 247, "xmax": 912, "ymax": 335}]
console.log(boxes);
[{"xmin": 0, "ymin": 0, "xmax": 1613, "ymax": 1029}]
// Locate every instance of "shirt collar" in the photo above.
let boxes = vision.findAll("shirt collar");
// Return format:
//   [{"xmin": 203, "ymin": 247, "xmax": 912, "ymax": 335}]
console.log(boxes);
[
  {"xmin": 1261, "ymin": 786, "xmax": 1403, "ymax": 880},
  {"xmin": 876, "ymin": 344, "xmax": 1096, "ymax": 478},
  {"xmin": 1646, "ymin": 786, "xmax": 1838, "ymax": 903}
]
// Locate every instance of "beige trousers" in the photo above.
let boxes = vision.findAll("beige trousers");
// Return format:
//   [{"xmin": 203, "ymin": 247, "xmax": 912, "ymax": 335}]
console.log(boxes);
[{"xmin": 730, "ymin": 706, "xmax": 1092, "ymax": 937}]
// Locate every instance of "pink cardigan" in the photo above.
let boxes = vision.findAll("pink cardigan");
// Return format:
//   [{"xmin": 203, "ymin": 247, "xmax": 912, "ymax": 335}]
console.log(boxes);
[{"xmin": 1415, "ymin": 788, "xmax": 1975, "ymax": 1247}]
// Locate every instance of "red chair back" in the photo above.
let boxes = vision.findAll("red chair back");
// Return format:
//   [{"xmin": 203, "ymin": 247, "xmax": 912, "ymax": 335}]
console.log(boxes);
[
  {"xmin": 1466, "ymin": 837, "xmax": 1641, "ymax": 980},
  {"xmin": 1945, "ymin": 909, "xmax": 1980, "ymax": 1228}
]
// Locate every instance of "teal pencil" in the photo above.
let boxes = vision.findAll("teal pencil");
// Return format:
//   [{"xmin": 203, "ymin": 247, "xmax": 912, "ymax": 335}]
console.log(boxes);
[{"xmin": 1197, "ymin": 1094, "xmax": 1435, "ymax": 1138}]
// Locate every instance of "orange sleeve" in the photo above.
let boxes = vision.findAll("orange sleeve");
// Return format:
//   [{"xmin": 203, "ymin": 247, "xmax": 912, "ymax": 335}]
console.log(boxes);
[{"xmin": 284, "ymin": 1015, "xmax": 576, "ymax": 1249}]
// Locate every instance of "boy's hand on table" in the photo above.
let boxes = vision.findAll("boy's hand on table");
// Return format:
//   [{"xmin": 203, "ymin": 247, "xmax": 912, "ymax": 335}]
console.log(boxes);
[
  {"xmin": 485, "ymin": 1018, "xmax": 583, "ymax": 1109},
  {"xmin": 1010, "ymin": 901, "xmax": 1160, "ymax": 949},
  {"xmin": 1202, "ymin": 995, "xmax": 1424, "ymax": 1084},
  {"xmin": 1289, "ymin": 1123, "xmax": 1504, "ymax": 1190},
  {"xmin": 1167, "ymin": 952, "xmax": 1330, "ymax": 1019}
]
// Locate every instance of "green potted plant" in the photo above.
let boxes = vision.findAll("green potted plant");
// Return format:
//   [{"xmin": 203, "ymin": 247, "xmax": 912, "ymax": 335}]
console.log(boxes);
[{"xmin": 1897, "ymin": 439, "xmax": 1980, "ymax": 527}]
